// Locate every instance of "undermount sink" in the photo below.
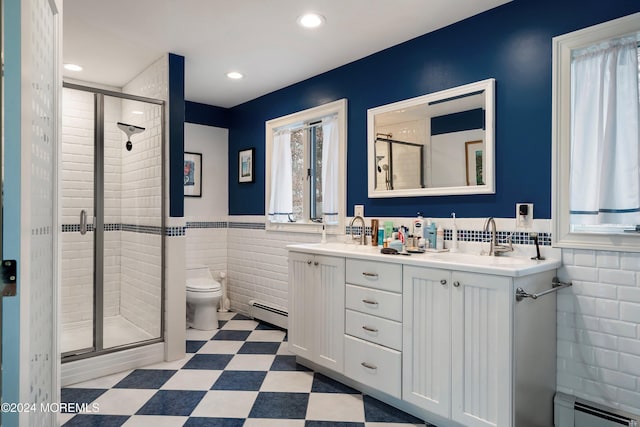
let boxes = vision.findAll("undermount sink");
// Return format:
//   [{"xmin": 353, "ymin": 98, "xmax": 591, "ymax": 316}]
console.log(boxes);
[{"xmin": 425, "ymin": 252, "xmax": 536, "ymax": 266}]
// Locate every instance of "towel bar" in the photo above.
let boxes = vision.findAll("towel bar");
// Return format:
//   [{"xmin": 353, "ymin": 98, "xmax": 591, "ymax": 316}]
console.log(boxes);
[{"xmin": 515, "ymin": 277, "xmax": 572, "ymax": 302}]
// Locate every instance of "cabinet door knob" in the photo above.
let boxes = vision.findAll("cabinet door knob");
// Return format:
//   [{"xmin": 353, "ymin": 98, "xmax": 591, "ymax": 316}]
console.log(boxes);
[
  {"xmin": 314, "ymin": 261, "xmax": 319, "ymax": 266},
  {"xmin": 307, "ymin": 260, "xmax": 312, "ymax": 265},
  {"xmin": 453, "ymin": 281, "xmax": 460, "ymax": 287},
  {"xmin": 440, "ymin": 279, "xmax": 447, "ymax": 285}
]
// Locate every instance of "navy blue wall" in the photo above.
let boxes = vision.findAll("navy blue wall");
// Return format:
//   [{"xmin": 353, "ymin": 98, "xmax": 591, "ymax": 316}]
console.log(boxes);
[
  {"xmin": 227, "ymin": 0, "xmax": 640, "ymax": 218},
  {"xmin": 185, "ymin": 100, "xmax": 230, "ymax": 128},
  {"xmin": 169, "ymin": 53, "xmax": 185, "ymax": 217}
]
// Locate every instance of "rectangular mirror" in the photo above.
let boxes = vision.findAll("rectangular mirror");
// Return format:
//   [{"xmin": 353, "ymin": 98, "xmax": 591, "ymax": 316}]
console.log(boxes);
[{"xmin": 367, "ymin": 78, "xmax": 495, "ymax": 198}]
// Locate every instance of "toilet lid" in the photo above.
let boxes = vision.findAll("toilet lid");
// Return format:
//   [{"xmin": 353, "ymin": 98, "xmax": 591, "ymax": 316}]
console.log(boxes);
[{"xmin": 186, "ymin": 278, "xmax": 221, "ymax": 292}]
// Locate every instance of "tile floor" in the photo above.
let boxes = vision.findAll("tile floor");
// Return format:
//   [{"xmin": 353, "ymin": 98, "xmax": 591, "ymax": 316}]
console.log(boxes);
[{"xmin": 60, "ymin": 312, "xmax": 432, "ymax": 426}]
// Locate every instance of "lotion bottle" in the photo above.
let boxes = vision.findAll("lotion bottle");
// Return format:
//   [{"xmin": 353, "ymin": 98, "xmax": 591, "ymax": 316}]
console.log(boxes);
[
  {"xmin": 436, "ymin": 225, "xmax": 444, "ymax": 250},
  {"xmin": 413, "ymin": 212, "xmax": 424, "ymax": 239}
]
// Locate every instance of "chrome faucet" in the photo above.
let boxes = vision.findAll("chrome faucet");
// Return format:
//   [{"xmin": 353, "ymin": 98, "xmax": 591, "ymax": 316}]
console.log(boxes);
[
  {"xmin": 349, "ymin": 216, "xmax": 366, "ymax": 245},
  {"xmin": 483, "ymin": 217, "xmax": 513, "ymax": 256}
]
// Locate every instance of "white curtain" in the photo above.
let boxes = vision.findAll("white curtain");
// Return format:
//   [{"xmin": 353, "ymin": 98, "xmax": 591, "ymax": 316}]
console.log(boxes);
[
  {"xmin": 570, "ymin": 37, "xmax": 640, "ymax": 225},
  {"xmin": 322, "ymin": 117, "xmax": 339, "ymax": 224},
  {"xmin": 268, "ymin": 131, "xmax": 293, "ymax": 223}
]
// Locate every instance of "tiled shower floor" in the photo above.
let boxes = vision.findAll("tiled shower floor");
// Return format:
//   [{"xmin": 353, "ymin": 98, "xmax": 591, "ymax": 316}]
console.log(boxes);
[
  {"xmin": 62, "ymin": 315, "xmax": 154, "ymax": 354},
  {"xmin": 60, "ymin": 312, "xmax": 433, "ymax": 426}
]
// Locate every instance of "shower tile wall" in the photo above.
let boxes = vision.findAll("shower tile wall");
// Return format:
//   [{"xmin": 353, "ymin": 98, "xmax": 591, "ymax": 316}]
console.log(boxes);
[
  {"xmin": 375, "ymin": 120, "xmax": 425, "ymax": 190},
  {"xmin": 119, "ymin": 55, "xmax": 168, "ymax": 339}
]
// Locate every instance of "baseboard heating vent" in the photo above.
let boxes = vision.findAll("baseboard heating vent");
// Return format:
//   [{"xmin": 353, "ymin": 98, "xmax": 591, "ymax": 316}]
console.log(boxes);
[
  {"xmin": 555, "ymin": 392, "xmax": 638, "ymax": 427},
  {"xmin": 248, "ymin": 300, "xmax": 288, "ymax": 330}
]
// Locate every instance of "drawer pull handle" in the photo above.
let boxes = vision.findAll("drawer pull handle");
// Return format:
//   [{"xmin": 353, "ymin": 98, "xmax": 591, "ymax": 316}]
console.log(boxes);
[
  {"xmin": 362, "ymin": 325, "xmax": 378, "ymax": 333},
  {"xmin": 361, "ymin": 362, "xmax": 378, "ymax": 370},
  {"xmin": 362, "ymin": 272, "xmax": 379, "ymax": 278},
  {"xmin": 362, "ymin": 299, "xmax": 378, "ymax": 306}
]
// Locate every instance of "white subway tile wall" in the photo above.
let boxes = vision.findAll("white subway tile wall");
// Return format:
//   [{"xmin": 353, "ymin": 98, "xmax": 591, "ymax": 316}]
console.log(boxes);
[
  {"xmin": 185, "ymin": 220, "xmax": 228, "ymax": 276},
  {"xmin": 557, "ymin": 249, "xmax": 640, "ymax": 415}
]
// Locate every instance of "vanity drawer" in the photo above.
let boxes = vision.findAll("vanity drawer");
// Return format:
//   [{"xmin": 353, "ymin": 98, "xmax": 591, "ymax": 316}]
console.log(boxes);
[
  {"xmin": 346, "ymin": 259, "xmax": 402, "ymax": 292},
  {"xmin": 345, "ymin": 309, "xmax": 402, "ymax": 351},
  {"xmin": 345, "ymin": 284, "xmax": 402, "ymax": 322},
  {"xmin": 344, "ymin": 335, "xmax": 401, "ymax": 398}
]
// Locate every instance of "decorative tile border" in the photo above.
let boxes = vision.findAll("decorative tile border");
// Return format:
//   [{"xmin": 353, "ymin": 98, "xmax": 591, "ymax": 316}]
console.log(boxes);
[
  {"xmin": 345, "ymin": 225, "xmax": 551, "ymax": 246},
  {"xmin": 62, "ymin": 220, "xmax": 551, "ymax": 245},
  {"xmin": 186, "ymin": 221, "xmax": 228, "ymax": 229}
]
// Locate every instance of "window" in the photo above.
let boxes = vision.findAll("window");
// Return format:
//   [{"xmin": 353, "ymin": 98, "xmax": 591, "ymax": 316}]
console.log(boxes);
[
  {"xmin": 265, "ymin": 99, "xmax": 347, "ymax": 233},
  {"xmin": 552, "ymin": 13, "xmax": 640, "ymax": 251}
]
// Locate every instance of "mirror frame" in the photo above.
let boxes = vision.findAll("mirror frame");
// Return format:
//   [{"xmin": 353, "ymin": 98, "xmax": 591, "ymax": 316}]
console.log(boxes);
[
  {"xmin": 552, "ymin": 13, "xmax": 640, "ymax": 252},
  {"xmin": 367, "ymin": 78, "xmax": 495, "ymax": 198}
]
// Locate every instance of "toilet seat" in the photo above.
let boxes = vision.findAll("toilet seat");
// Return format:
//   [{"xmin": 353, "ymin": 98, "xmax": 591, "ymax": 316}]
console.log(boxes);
[{"xmin": 186, "ymin": 277, "xmax": 221, "ymax": 292}]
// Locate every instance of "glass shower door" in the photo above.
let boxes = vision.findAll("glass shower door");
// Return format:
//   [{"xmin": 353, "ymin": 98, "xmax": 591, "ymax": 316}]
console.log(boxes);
[
  {"xmin": 61, "ymin": 84, "xmax": 164, "ymax": 360},
  {"xmin": 101, "ymin": 94, "xmax": 163, "ymax": 350}
]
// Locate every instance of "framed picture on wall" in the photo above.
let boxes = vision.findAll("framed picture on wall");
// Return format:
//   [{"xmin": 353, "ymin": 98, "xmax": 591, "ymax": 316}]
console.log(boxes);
[
  {"xmin": 465, "ymin": 140, "xmax": 484, "ymax": 186},
  {"xmin": 238, "ymin": 148, "xmax": 255, "ymax": 183},
  {"xmin": 184, "ymin": 152, "xmax": 202, "ymax": 197}
]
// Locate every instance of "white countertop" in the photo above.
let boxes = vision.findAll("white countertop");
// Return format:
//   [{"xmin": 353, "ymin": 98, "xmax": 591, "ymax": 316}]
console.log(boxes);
[{"xmin": 287, "ymin": 242, "xmax": 561, "ymax": 277}]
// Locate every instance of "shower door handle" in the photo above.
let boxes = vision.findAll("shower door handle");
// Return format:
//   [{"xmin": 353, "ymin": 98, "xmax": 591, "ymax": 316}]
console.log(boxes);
[{"xmin": 80, "ymin": 209, "xmax": 88, "ymax": 235}]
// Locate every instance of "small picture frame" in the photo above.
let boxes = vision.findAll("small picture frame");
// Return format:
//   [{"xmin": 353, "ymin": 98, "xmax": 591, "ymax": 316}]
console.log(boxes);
[
  {"xmin": 238, "ymin": 148, "xmax": 255, "ymax": 183},
  {"xmin": 184, "ymin": 152, "xmax": 202, "ymax": 197},
  {"xmin": 465, "ymin": 140, "xmax": 484, "ymax": 186}
]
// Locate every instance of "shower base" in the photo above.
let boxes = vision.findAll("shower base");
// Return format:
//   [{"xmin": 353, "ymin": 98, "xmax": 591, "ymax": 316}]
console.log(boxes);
[{"xmin": 62, "ymin": 315, "xmax": 154, "ymax": 354}]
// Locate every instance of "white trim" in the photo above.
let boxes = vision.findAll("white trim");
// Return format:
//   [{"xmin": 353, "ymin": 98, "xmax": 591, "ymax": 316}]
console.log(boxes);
[
  {"xmin": 367, "ymin": 79, "xmax": 495, "ymax": 198},
  {"xmin": 265, "ymin": 99, "xmax": 347, "ymax": 233},
  {"xmin": 551, "ymin": 12, "xmax": 640, "ymax": 252}
]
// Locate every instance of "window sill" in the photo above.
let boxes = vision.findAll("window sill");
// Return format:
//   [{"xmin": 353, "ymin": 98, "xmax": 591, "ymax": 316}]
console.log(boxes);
[{"xmin": 266, "ymin": 221, "xmax": 342, "ymax": 234}]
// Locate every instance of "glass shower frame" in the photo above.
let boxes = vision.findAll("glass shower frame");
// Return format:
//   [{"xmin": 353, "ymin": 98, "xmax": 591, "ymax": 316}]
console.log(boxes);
[{"xmin": 61, "ymin": 82, "xmax": 166, "ymax": 362}]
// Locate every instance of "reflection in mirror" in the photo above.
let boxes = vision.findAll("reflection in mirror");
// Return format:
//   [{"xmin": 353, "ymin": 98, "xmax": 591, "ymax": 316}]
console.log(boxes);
[
  {"xmin": 367, "ymin": 79, "xmax": 495, "ymax": 198},
  {"xmin": 552, "ymin": 12, "xmax": 640, "ymax": 251}
]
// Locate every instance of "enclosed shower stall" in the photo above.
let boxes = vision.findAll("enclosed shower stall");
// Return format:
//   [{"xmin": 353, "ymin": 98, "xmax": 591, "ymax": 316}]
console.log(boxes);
[{"xmin": 60, "ymin": 83, "xmax": 165, "ymax": 361}]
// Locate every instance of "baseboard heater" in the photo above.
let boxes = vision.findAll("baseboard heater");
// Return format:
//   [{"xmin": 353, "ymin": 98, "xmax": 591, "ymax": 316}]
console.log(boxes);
[
  {"xmin": 248, "ymin": 300, "xmax": 288, "ymax": 330},
  {"xmin": 555, "ymin": 392, "xmax": 638, "ymax": 427}
]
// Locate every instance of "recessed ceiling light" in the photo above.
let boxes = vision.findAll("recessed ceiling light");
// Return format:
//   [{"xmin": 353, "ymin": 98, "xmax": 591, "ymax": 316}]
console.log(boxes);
[
  {"xmin": 297, "ymin": 13, "xmax": 325, "ymax": 29},
  {"xmin": 226, "ymin": 71, "xmax": 244, "ymax": 80},
  {"xmin": 64, "ymin": 63, "xmax": 83, "ymax": 72}
]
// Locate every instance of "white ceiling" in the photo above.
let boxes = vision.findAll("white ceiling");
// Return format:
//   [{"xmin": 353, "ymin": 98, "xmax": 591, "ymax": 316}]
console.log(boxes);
[{"xmin": 63, "ymin": 0, "xmax": 510, "ymax": 108}]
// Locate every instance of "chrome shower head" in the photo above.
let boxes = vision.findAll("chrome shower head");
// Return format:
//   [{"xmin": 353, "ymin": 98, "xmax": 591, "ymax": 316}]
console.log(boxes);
[{"xmin": 117, "ymin": 122, "xmax": 145, "ymax": 151}]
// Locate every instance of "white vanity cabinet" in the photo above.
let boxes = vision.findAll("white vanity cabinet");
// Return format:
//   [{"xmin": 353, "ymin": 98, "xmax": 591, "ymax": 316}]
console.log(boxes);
[
  {"xmin": 288, "ymin": 243, "xmax": 560, "ymax": 427},
  {"xmin": 403, "ymin": 265, "xmax": 556, "ymax": 427},
  {"xmin": 288, "ymin": 251, "xmax": 345, "ymax": 373}
]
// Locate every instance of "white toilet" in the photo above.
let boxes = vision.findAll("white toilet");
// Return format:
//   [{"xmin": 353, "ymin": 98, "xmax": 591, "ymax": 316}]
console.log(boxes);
[{"xmin": 186, "ymin": 265, "xmax": 222, "ymax": 330}]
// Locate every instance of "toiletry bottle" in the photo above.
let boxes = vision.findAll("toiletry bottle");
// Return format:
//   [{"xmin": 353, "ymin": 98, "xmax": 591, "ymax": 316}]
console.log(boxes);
[
  {"xmin": 436, "ymin": 225, "xmax": 444, "ymax": 250},
  {"xmin": 377, "ymin": 227, "xmax": 384, "ymax": 247},
  {"xmin": 371, "ymin": 219, "xmax": 379, "ymax": 246},
  {"xmin": 384, "ymin": 221, "xmax": 394, "ymax": 241},
  {"xmin": 427, "ymin": 219, "xmax": 437, "ymax": 249},
  {"xmin": 413, "ymin": 212, "xmax": 424, "ymax": 239},
  {"xmin": 450, "ymin": 213, "xmax": 458, "ymax": 252}
]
